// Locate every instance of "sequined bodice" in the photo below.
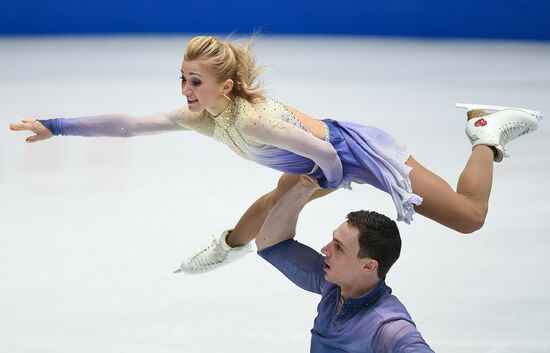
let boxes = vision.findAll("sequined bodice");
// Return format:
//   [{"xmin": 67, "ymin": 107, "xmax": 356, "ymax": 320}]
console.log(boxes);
[{"xmin": 209, "ymin": 97, "xmax": 308, "ymax": 159}]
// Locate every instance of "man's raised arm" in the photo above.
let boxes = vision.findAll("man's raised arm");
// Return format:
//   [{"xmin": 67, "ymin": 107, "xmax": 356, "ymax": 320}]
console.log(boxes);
[{"xmin": 255, "ymin": 177, "xmax": 320, "ymax": 250}]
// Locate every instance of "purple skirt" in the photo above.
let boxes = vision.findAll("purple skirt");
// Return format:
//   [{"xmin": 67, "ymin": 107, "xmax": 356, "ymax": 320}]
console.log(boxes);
[
  {"xmin": 252, "ymin": 119, "xmax": 422, "ymax": 223},
  {"xmin": 311, "ymin": 119, "xmax": 422, "ymax": 224}
]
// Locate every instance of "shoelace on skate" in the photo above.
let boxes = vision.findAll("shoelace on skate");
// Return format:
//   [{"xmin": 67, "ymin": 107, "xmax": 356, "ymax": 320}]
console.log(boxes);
[
  {"xmin": 499, "ymin": 122, "xmax": 531, "ymax": 158},
  {"xmin": 187, "ymin": 238, "xmax": 229, "ymax": 268}
]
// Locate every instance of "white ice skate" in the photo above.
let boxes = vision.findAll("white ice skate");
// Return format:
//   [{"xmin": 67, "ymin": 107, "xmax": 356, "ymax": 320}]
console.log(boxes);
[
  {"xmin": 174, "ymin": 230, "xmax": 253, "ymax": 274},
  {"xmin": 456, "ymin": 103, "xmax": 543, "ymax": 162}
]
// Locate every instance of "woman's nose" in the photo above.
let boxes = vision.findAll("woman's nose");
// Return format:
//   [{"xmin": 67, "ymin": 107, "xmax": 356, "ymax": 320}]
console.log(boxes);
[{"xmin": 181, "ymin": 81, "xmax": 191, "ymax": 96}]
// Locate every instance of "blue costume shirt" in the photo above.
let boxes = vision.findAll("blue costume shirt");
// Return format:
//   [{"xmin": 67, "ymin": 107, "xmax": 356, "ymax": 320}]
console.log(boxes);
[{"xmin": 258, "ymin": 239, "xmax": 435, "ymax": 353}]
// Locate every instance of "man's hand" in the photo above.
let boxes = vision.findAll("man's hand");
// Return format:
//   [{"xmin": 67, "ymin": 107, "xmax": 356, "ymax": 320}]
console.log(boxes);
[{"xmin": 298, "ymin": 175, "xmax": 321, "ymax": 189}]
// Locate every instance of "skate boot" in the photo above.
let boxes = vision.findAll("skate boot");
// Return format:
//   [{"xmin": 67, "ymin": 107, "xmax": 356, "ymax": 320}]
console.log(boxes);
[
  {"xmin": 456, "ymin": 103, "xmax": 543, "ymax": 162},
  {"xmin": 174, "ymin": 230, "xmax": 253, "ymax": 274}
]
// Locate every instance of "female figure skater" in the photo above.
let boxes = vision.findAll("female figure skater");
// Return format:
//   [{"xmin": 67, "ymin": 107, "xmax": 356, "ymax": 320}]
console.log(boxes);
[{"xmin": 10, "ymin": 36, "xmax": 543, "ymax": 274}]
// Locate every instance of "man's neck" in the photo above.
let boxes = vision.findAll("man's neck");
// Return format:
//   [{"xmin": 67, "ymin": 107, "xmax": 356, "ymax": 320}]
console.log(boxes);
[{"xmin": 340, "ymin": 277, "xmax": 380, "ymax": 299}]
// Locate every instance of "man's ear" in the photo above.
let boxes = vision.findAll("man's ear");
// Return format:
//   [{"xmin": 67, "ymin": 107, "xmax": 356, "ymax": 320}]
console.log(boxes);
[{"xmin": 363, "ymin": 258, "xmax": 378, "ymax": 274}]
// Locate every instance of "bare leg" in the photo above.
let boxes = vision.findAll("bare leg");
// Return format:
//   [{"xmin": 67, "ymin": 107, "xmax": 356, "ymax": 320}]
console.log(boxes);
[
  {"xmin": 226, "ymin": 173, "xmax": 335, "ymax": 247},
  {"xmin": 407, "ymin": 145, "xmax": 494, "ymax": 233}
]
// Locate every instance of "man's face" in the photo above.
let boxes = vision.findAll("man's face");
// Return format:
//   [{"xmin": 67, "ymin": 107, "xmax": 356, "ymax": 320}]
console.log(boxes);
[{"xmin": 321, "ymin": 222, "xmax": 369, "ymax": 288}]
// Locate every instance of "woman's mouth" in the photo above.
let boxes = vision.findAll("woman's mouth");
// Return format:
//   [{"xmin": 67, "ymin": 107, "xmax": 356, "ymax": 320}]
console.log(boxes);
[{"xmin": 187, "ymin": 98, "xmax": 198, "ymax": 104}]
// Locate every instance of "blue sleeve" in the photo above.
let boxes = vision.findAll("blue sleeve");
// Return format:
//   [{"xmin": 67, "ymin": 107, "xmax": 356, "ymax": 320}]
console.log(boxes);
[
  {"xmin": 37, "ymin": 111, "xmax": 188, "ymax": 137},
  {"xmin": 38, "ymin": 116, "xmax": 142, "ymax": 137},
  {"xmin": 371, "ymin": 320, "xmax": 435, "ymax": 353},
  {"xmin": 258, "ymin": 239, "xmax": 325, "ymax": 294},
  {"xmin": 38, "ymin": 119, "xmax": 62, "ymax": 135}
]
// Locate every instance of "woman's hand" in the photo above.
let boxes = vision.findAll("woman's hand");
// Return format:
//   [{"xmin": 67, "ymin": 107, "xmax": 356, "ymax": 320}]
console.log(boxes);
[{"xmin": 9, "ymin": 119, "xmax": 53, "ymax": 143}]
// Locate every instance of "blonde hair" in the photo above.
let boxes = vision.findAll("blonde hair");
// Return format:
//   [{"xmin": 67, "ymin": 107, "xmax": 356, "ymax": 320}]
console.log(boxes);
[{"xmin": 184, "ymin": 36, "xmax": 266, "ymax": 102}]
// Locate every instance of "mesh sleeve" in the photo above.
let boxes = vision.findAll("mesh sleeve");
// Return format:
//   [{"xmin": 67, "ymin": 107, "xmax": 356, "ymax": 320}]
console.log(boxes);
[
  {"xmin": 240, "ymin": 114, "xmax": 343, "ymax": 188},
  {"xmin": 38, "ymin": 107, "xmax": 213, "ymax": 137},
  {"xmin": 372, "ymin": 320, "xmax": 435, "ymax": 353}
]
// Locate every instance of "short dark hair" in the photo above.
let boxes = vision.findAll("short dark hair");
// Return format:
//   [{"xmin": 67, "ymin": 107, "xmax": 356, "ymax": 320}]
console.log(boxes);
[{"xmin": 346, "ymin": 210, "xmax": 401, "ymax": 279}]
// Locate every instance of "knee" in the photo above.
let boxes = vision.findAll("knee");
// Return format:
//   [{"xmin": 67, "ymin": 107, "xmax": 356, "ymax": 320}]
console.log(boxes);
[
  {"xmin": 261, "ymin": 179, "xmax": 299, "ymax": 210},
  {"xmin": 261, "ymin": 174, "xmax": 299, "ymax": 209},
  {"xmin": 457, "ymin": 204, "xmax": 488, "ymax": 234}
]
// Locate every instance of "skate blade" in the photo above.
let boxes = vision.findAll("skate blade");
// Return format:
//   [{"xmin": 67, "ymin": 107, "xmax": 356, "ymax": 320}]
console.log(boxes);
[{"xmin": 456, "ymin": 102, "xmax": 543, "ymax": 121}]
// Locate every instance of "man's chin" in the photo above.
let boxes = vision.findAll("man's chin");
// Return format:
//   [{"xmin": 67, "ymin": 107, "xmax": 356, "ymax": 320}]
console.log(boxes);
[{"xmin": 323, "ymin": 273, "xmax": 336, "ymax": 284}]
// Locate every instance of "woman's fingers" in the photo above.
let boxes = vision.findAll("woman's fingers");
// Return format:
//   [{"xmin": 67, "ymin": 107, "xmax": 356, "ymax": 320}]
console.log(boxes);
[
  {"xmin": 10, "ymin": 122, "xmax": 30, "ymax": 131},
  {"xmin": 26, "ymin": 134, "xmax": 45, "ymax": 143},
  {"xmin": 10, "ymin": 119, "xmax": 53, "ymax": 142},
  {"xmin": 10, "ymin": 119, "xmax": 38, "ymax": 130}
]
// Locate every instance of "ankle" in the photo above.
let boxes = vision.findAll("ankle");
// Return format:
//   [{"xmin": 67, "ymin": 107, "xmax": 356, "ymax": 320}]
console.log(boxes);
[
  {"xmin": 225, "ymin": 230, "xmax": 245, "ymax": 248},
  {"xmin": 224, "ymin": 230, "xmax": 235, "ymax": 247},
  {"xmin": 473, "ymin": 144, "xmax": 497, "ymax": 160}
]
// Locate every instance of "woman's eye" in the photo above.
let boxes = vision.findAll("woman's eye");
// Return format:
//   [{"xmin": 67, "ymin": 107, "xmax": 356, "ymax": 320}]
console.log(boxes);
[{"xmin": 178, "ymin": 74, "xmax": 200, "ymax": 86}]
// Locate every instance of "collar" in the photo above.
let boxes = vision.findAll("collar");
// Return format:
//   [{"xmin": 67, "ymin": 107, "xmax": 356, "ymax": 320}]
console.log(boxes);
[
  {"xmin": 335, "ymin": 280, "xmax": 390, "ymax": 319},
  {"xmin": 209, "ymin": 101, "xmax": 236, "ymax": 131}
]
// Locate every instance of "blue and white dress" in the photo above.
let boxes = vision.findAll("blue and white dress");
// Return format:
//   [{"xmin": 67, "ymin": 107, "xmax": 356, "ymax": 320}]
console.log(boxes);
[{"xmin": 39, "ymin": 96, "xmax": 422, "ymax": 223}]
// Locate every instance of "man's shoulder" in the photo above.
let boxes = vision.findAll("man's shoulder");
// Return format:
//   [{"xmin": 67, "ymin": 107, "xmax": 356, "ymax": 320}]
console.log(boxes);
[
  {"xmin": 341, "ymin": 293, "xmax": 417, "ymax": 344},
  {"xmin": 371, "ymin": 292, "xmax": 413, "ymax": 322}
]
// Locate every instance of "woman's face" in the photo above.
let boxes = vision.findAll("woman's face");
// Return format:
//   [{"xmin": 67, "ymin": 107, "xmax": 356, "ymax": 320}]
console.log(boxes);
[{"xmin": 180, "ymin": 60, "xmax": 230, "ymax": 115}]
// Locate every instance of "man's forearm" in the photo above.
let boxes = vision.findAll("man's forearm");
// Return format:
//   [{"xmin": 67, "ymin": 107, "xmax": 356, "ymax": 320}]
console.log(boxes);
[{"xmin": 255, "ymin": 181, "xmax": 318, "ymax": 250}]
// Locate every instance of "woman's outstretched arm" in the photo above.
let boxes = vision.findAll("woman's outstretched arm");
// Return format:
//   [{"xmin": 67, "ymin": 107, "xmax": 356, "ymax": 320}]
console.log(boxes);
[{"xmin": 9, "ymin": 107, "xmax": 215, "ymax": 142}]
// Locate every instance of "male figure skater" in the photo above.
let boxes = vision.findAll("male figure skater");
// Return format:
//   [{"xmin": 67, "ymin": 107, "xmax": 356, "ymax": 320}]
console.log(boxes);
[{"xmin": 256, "ymin": 177, "xmax": 434, "ymax": 352}]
